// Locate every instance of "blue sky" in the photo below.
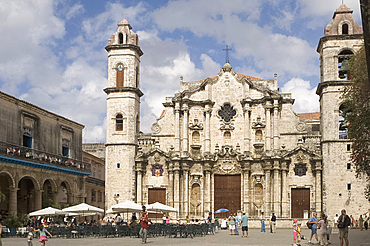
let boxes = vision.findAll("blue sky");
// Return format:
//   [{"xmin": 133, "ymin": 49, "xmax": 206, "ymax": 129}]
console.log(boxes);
[{"xmin": 0, "ymin": 0, "xmax": 362, "ymax": 143}]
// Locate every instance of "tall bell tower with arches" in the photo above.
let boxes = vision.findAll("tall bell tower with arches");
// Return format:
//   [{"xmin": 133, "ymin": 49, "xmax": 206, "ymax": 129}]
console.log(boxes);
[
  {"xmin": 104, "ymin": 19, "xmax": 143, "ymax": 209},
  {"xmin": 316, "ymin": 4, "xmax": 367, "ymax": 216}
]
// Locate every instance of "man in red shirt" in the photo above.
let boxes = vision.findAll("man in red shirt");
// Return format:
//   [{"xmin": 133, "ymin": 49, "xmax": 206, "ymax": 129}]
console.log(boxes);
[{"xmin": 139, "ymin": 205, "xmax": 149, "ymax": 244}]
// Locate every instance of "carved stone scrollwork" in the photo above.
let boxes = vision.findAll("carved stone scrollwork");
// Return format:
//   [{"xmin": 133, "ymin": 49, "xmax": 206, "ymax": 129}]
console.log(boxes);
[
  {"xmin": 189, "ymin": 118, "xmax": 203, "ymax": 130},
  {"xmin": 151, "ymin": 123, "xmax": 161, "ymax": 134},
  {"xmin": 220, "ymin": 122, "xmax": 235, "ymax": 130},
  {"xmin": 217, "ymin": 145, "xmax": 238, "ymax": 157},
  {"xmin": 213, "ymin": 159, "xmax": 241, "ymax": 175},
  {"xmin": 252, "ymin": 117, "xmax": 266, "ymax": 129},
  {"xmin": 296, "ymin": 122, "xmax": 306, "ymax": 132}
]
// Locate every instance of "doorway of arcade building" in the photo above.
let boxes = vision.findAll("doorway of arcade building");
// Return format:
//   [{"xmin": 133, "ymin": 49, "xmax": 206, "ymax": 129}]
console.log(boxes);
[
  {"xmin": 214, "ymin": 174, "xmax": 241, "ymax": 218},
  {"xmin": 17, "ymin": 177, "xmax": 37, "ymax": 214}
]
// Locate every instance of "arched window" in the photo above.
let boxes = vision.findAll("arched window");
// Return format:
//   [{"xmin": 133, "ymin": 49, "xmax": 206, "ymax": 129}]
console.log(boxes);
[
  {"xmin": 338, "ymin": 50, "xmax": 354, "ymax": 80},
  {"xmin": 192, "ymin": 131, "xmax": 200, "ymax": 145},
  {"xmin": 136, "ymin": 67, "xmax": 139, "ymax": 88},
  {"xmin": 23, "ymin": 133, "xmax": 32, "ymax": 148},
  {"xmin": 116, "ymin": 114, "xmax": 123, "ymax": 131},
  {"xmin": 116, "ymin": 64, "xmax": 124, "ymax": 87},
  {"xmin": 255, "ymin": 130, "xmax": 263, "ymax": 142},
  {"xmin": 136, "ymin": 115, "xmax": 140, "ymax": 134},
  {"xmin": 119, "ymin": 33, "xmax": 123, "ymax": 44},
  {"xmin": 342, "ymin": 23, "xmax": 349, "ymax": 35},
  {"xmin": 223, "ymin": 131, "xmax": 231, "ymax": 144},
  {"xmin": 339, "ymin": 104, "xmax": 349, "ymax": 139}
]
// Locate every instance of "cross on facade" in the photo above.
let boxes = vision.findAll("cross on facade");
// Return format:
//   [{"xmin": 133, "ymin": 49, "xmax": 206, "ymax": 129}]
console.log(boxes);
[{"xmin": 223, "ymin": 45, "xmax": 232, "ymax": 64}]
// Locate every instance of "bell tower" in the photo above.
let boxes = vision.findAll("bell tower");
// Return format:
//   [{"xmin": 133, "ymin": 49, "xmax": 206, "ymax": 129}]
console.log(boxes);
[
  {"xmin": 104, "ymin": 19, "xmax": 143, "ymax": 209},
  {"xmin": 316, "ymin": 4, "xmax": 365, "ymax": 216}
]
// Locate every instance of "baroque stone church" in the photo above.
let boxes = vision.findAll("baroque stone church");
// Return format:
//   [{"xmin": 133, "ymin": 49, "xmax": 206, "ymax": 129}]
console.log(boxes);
[{"xmin": 104, "ymin": 4, "xmax": 369, "ymax": 221}]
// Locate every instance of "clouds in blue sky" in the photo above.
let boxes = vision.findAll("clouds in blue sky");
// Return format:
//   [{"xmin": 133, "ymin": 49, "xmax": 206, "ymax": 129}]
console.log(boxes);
[{"xmin": 0, "ymin": 0, "xmax": 362, "ymax": 142}]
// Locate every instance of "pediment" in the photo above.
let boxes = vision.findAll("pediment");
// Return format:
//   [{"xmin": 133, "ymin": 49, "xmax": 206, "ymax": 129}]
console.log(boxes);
[{"xmin": 282, "ymin": 146, "xmax": 321, "ymax": 160}]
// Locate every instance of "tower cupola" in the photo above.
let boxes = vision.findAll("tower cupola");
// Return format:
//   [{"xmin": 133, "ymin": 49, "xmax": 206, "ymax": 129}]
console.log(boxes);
[{"xmin": 324, "ymin": 4, "xmax": 362, "ymax": 36}]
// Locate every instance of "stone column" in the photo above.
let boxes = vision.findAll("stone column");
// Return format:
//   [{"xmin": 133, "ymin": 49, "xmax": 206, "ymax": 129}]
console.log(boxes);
[
  {"xmin": 243, "ymin": 167, "xmax": 250, "ymax": 214},
  {"xmin": 281, "ymin": 162, "xmax": 288, "ymax": 218},
  {"xmin": 273, "ymin": 99, "xmax": 280, "ymax": 150},
  {"xmin": 168, "ymin": 165, "xmax": 174, "ymax": 207},
  {"xmin": 204, "ymin": 105, "xmax": 211, "ymax": 152},
  {"xmin": 136, "ymin": 167, "xmax": 143, "ymax": 205},
  {"xmin": 182, "ymin": 103, "xmax": 189, "ymax": 153},
  {"xmin": 315, "ymin": 161, "xmax": 322, "ymax": 214},
  {"xmin": 204, "ymin": 166, "xmax": 211, "ymax": 215},
  {"xmin": 52, "ymin": 192, "xmax": 58, "ymax": 204},
  {"xmin": 243, "ymin": 106, "xmax": 250, "ymax": 152},
  {"xmin": 34, "ymin": 189, "xmax": 42, "ymax": 211},
  {"xmin": 273, "ymin": 160, "xmax": 280, "ymax": 216},
  {"xmin": 183, "ymin": 166, "xmax": 189, "ymax": 216},
  {"xmin": 174, "ymin": 162, "xmax": 180, "ymax": 217},
  {"xmin": 264, "ymin": 162, "xmax": 271, "ymax": 215},
  {"xmin": 265, "ymin": 104, "xmax": 271, "ymax": 151},
  {"xmin": 175, "ymin": 102, "xmax": 181, "ymax": 152},
  {"xmin": 9, "ymin": 187, "xmax": 18, "ymax": 215}
]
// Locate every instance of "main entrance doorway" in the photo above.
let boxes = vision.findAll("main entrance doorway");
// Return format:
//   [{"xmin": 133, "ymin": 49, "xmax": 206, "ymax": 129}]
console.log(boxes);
[
  {"xmin": 214, "ymin": 175, "xmax": 241, "ymax": 217},
  {"xmin": 291, "ymin": 188, "xmax": 310, "ymax": 218},
  {"xmin": 148, "ymin": 188, "xmax": 166, "ymax": 204},
  {"xmin": 148, "ymin": 188, "xmax": 166, "ymax": 220}
]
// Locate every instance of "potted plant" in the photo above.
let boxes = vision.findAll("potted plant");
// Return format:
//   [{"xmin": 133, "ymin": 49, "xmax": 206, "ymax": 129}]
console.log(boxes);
[{"xmin": 3, "ymin": 214, "xmax": 24, "ymax": 235}]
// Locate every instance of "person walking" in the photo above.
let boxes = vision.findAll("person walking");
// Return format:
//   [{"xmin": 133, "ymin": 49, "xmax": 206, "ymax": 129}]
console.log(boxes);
[
  {"xmin": 308, "ymin": 212, "xmax": 319, "ymax": 244},
  {"xmin": 27, "ymin": 227, "xmax": 34, "ymax": 246},
  {"xmin": 260, "ymin": 212, "xmax": 265, "ymax": 232},
  {"xmin": 139, "ymin": 205, "xmax": 149, "ymax": 244},
  {"xmin": 317, "ymin": 213, "xmax": 329, "ymax": 246},
  {"xmin": 234, "ymin": 213, "xmax": 239, "ymax": 235},
  {"xmin": 334, "ymin": 214, "xmax": 339, "ymax": 228},
  {"xmin": 271, "ymin": 213, "xmax": 277, "ymax": 233},
  {"xmin": 359, "ymin": 215, "xmax": 364, "ymax": 231},
  {"xmin": 35, "ymin": 224, "xmax": 52, "ymax": 246},
  {"xmin": 228, "ymin": 214, "xmax": 235, "ymax": 235},
  {"xmin": 338, "ymin": 209, "xmax": 351, "ymax": 246},
  {"xmin": 293, "ymin": 219, "xmax": 299, "ymax": 246},
  {"xmin": 240, "ymin": 212, "xmax": 248, "ymax": 238}
]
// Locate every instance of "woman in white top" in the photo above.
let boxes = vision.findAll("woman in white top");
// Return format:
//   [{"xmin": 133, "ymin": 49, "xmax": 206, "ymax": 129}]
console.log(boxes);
[{"xmin": 317, "ymin": 213, "xmax": 328, "ymax": 246}]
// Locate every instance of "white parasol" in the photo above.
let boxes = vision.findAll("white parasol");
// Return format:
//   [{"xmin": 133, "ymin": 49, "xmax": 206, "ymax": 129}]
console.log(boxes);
[{"xmin": 29, "ymin": 207, "xmax": 66, "ymax": 217}]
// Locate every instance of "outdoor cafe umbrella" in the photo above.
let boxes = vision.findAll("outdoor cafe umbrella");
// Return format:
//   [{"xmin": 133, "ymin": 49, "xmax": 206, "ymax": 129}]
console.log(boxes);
[
  {"xmin": 111, "ymin": 200, "xmax": 142, "ymax": 213},
  {"xmin": 145, "ymin": 202, "xmax": 177, "ymax": 223},
  {"xmin": 214, "ymin": 208, "xmax": 229, "ymax": 214},
  {"xmin": 145, "ymin": 202, "xmax": 177, "ymax": 213},
  {"xmin": 29, "ymin": 207, "xmax": 66, "ymax": 217},
  {"xmin": 110, "ymin": 200, "xmax": 143, "ymax": 222},
  {"xmin": 62, "ymin": 203, "xmax": 104, "ymax": 216}
]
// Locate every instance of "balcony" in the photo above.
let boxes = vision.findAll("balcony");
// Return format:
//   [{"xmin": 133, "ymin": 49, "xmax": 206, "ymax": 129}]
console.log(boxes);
[{"xmin": 0, "ymin": 141, "xmax": 91, "ymax": 173}]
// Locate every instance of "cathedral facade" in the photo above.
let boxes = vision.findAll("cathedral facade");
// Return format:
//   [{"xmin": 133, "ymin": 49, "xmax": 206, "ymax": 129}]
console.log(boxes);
[{"xmin": 105, "ymin": 5, "xmax": 369, "ymax": 221}]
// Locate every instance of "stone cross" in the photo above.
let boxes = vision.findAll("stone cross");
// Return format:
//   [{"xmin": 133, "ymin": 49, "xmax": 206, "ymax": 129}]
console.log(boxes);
[{"xmin": 223, "ymin": 45, "xmax": 232, "ymax": 64}]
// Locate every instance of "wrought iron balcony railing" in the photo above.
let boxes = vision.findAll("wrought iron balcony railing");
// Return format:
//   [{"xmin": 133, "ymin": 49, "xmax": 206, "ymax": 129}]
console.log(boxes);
[{"xmin": 0, "ymin": 141, "xmax": 91, "ymax": 173}]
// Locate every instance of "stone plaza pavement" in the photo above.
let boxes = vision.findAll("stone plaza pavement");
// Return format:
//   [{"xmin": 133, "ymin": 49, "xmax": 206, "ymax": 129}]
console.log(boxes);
[{"xmin": 2, "ymin": 228, "xmax": 370, "ymax": 246}]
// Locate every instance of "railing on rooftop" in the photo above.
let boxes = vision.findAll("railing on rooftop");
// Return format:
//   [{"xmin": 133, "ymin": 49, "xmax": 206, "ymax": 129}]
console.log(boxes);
[{"xmin": 0, "ymin": 141, "xmax": 91, "ymax": 173}]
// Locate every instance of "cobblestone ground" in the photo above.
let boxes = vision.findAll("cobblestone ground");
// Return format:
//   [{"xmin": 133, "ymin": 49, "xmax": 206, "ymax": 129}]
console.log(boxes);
[{"xmin": 2, "ymin": 228, "xmax": 370, "ymax": 246}]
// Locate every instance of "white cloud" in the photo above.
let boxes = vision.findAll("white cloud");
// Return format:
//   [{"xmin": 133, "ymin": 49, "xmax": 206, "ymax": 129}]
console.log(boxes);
[
  {"xmin": 281, "ymin": 78, "xmax": 319, "ymax": 113},
  {"xmin": 298, "ymin": 0, "xmax": 361, "ymax": 28},
  {"xmin": 65, "ymin": 4, "xmax": 84, "ymax": 20},
  {"xmin": 139, "ymin": 30, "xmax": 220, "ymax": 118},
  {"xmin": 151, "ymin": 0, "xmax": 318, "ymax": 81}
]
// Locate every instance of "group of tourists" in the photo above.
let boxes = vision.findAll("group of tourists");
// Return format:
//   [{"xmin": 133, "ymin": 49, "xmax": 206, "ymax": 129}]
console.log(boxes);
[{"xmin": 303, "ymin": 209, "xmax": 353, "ymax": 246}]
